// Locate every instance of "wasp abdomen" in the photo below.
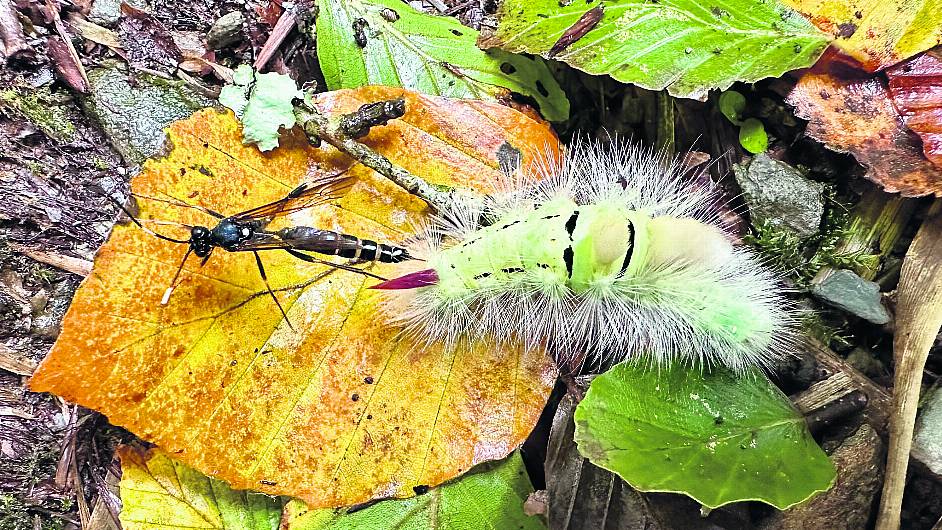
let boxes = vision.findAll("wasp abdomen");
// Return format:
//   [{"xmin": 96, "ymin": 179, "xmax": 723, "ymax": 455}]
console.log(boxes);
[{"xmin": 276, "ymin": 226, "xmax": 410, "ymax": 263}]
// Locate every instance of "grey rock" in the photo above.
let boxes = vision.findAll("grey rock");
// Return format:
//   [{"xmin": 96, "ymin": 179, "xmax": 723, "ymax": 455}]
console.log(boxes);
[
  {"xmin": 734, "ymin": 153, "xmax": 825, "ymax": 238},
  {"xmin": 811, "ymin": 269, "xmax": 891, "ymax": 324},
  {"xmin": 206, "ymin": 11, "xmax": 244, "ymax": 49},
  {"xmin": 89, "ymin": 0, "xmax": 148, "ymax": 27},
  {"xmin": 30, "ymin": 281, "xmax": 73, "ymax": 340},
  {"xmin": 82, "ymin": 63, "xmax": 212, "ymax": 165},
  {"xmin": 88, "ymin": 0, "xmax": 121, "ymax": 26},
  {"xmin": 913, "ymin": 388, "xmax": 942, "ymax": 478},
  {"xmin": 759, "ymin": 424, "xmax": 884, "ymax": 530}
]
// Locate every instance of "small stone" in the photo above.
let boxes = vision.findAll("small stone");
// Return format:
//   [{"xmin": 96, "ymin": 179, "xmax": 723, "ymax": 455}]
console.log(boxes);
[
  {"xmin": 913, "ymin": 388, "xmax": 942, "ymax": 478},
  {"xmin": 83, "ymin": 62, "xmax": 212, "ymax": 165},
  {"xmin": 811, "ymin": 269, "xmax": 891, "ymax": 324},
  {"xmin": 206, "ymin": 11, "xmax": 245, "ymax": 50},
  {"xmin": 30, "ymin": 281, "xmax": 74, "ymax": 340},
  {"xmin": 89, "ymin": 0, "xmax": 122, "ymax": 27},
  {"xmin": 90, "ymin": 0, "xmax": 149, "ymax": 27},
  {"xmin": 733, "ymin": 153, "xmax": 825, "ymax": 238}
]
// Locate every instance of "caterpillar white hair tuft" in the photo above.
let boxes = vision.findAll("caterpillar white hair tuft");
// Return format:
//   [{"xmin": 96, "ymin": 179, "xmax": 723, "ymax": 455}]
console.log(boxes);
[{"xmin": 373, "ymin": 140, "xmax": 801, "ymax": 373}]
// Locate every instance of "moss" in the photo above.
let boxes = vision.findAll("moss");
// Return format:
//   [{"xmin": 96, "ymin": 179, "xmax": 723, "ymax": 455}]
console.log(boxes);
[
  {"xmin": 0, "ymin": 87, "xmax": 76, "ymax": 143},
  {"xmin": 28, "ymin": 263, "xmax": 57, "ymax": 284},
  {"xmin": 0, "ymin": 494, "xmax": 32, "ymax": 530},
  {"xmin": 0, "ymin": 494, "xmax": 65, "ymax": 530},
  {"xmin": 744, "ymin": 205, "xmax": 879, "ymax": 287},
  {"xmin": 800, "ymin": 311, "xmax": 852, "ymax": 350}
]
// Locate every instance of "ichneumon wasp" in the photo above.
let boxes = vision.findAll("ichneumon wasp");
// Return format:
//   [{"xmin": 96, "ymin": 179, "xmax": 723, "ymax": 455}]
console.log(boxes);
[{"xmin": 110, "ymin": 171, "xmax": 412, "ymax": 328}]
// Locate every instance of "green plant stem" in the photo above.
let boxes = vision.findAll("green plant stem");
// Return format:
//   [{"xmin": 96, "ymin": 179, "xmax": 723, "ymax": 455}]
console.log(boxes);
[{"xmin": 815, "ymin": 187, "xmax": 917, "ymax": 282}]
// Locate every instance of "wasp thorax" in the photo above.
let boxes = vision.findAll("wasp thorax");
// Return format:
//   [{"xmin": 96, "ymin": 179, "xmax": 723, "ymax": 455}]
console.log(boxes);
[{"xmin": 211, "ymin": 220, "xmax": 250, "ymax": 251}]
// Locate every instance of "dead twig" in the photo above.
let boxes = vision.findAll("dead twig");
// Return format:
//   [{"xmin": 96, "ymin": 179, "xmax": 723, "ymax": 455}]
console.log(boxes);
[
  {"xmin": 0, "ymin": 406, "xmax": 36, "ymax": 419},
  {"xmin": 801, "ymin": 338, "xmax": 893, "ymax": 430},
  {"xmin": 0, "ymin": 343, "xmax": 38, "ymax": 375},
  {"xmin": 0, "ymin": 0, "xmax": 30, "ymax": 61},
  {"xmin": 44, "ymin": 0, "xmax": 89, "ymax": 92},
  {"xmin": 254, "ymin": 1, "xmax": 312, "ymax": 71},
  {"xmin": 876, "ymin": 199, "xmax": 942, "ymax": 530},
  {"xmin": 10, "ymin": 243, "xmax": 92, "ymax": 277},
  {"xmin": 294, "ymin": 97, "xmax": 482, "ymax": 214}
]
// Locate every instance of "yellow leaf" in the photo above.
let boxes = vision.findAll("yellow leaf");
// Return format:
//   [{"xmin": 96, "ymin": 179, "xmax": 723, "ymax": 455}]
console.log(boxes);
[
  {"xmin": 781, "ymin": 0, "xmax": 942, "ymax": 71},
  {"xmin": 118, "ymin": 445, "xmax": 283, "ymax": 530},
  {"xmin": 31, "ymin": 86, "xmax": 559, "ymax": 507}
]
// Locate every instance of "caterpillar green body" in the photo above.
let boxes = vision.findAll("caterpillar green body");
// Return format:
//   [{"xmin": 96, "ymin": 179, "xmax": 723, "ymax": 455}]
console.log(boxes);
[{"xmin": 378, "ymin": 142, "xmax": 797, "ymax": 372}]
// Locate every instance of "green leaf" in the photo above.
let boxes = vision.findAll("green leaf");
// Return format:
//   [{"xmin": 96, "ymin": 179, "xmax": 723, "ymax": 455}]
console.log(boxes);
[
  {"xmin": 739, "ymin": 118, "xmax": 769, "ymax": 154},
  {"xmin": 718, "ymin": 90, "xmax": 745, "ymax": 124},
  {"xmin": 118, "ymin": 446, "xmax": 284, "ymax": 530},
  {"xmin": 315, "ymin": 0, "xmax": 569, "ymax": 121},
  {"xmin": 573, "ymin": 361, "xmax": 836, "ymax": 510},
  {"xmin": 218, "ymin": 66, "xmax": 301, "ymax": 151},
  {"xmin": 283, "ymin": 452, "xmax": 545, "ymax": 530},
  {"xmin": 479, "ymin": 0, "xmax": 830, "ymax": 99}
]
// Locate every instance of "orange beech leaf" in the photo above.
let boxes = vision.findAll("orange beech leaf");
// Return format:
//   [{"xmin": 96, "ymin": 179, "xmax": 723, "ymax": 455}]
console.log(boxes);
[
  {"xmin": 787, "ymin": 52, "xmax": 942, "ymax": 197},
  {"xmin": 780, "ymin": 0, "xmax": 941, "ymax": 72},
  {"xmin": 29, "ymin": 86, "xmax": 559, "ymax": 508},
  {"xmin": 886, "ymin": 49, "xmax": 942, "ymax": 168}
]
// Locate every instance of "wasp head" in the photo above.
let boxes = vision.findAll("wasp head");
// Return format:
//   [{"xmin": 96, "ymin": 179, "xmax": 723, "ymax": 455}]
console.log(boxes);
[{"xmin": 190, "ymin": 226, "xmax": 213, "ymax": 257}]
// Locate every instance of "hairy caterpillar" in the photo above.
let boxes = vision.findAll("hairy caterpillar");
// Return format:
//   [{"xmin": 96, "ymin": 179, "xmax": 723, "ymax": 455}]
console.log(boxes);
[{"xmin": 374, "ymin": 141, "xmax": 799, "ymax": 373}]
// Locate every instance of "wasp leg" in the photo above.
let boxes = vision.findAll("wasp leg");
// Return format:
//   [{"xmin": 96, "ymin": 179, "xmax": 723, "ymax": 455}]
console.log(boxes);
[
  {"xmin": 160, "ymin": 247, "xmax": 194, "ymax": 305},
  {"xmin": 253, "ymin": 251, "xmax": 295, "ymax": 331},
  {"xmin": 284, "ymin": 249, "xmax": 388, "ymax": 281}
]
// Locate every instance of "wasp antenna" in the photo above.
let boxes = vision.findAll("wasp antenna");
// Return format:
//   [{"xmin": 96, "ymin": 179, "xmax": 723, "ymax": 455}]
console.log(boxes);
[
  {"xmin": 159, "ymin": 192, "xmax": 226, "ymax": 219},
  {"xmin": 144, "ymin": 219, "xmax": 196, "ymax": 230},
  {"xmin": 132, "ymin": 191, "xmax": 226, "ymax": 219},
  {"xmin": 103, "ymin": 193, "xmax": 191, "ymax": 245}
]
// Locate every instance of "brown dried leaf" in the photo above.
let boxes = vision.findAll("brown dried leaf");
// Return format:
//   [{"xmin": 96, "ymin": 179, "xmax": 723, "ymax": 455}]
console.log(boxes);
[
  {"xmin": 787, "ymin": 52, "xmax": 942, "ymax": 197},
  {"xmin": 886, "ymin": 48, "xmax": 942, "ymax": 169}
]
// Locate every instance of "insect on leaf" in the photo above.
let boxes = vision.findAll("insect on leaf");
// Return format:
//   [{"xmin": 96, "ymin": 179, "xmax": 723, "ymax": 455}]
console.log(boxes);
[
  {"xmin": 478, "ymin": 0, "xmax": 830, "ymax": 100},
  {"xmin": 117, "ymin": 445, "xmax": 284, "ymax": 530},
  {"xmin": 573, "ymin": 360, "xmax": 836, "ymax": 510},
  {"xmin": 315, "ymin": 0, "xmax": 570, "ymax": 121},
  {"xmin": 283, "ymin": 452, "xmax": 545, "ymax": 529},
  {"xmin": 29, "ymin": 86, "xmax": 560, "ymax": 508}
]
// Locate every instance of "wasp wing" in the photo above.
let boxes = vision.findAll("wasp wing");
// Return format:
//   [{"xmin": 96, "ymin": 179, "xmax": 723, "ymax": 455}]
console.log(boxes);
[
  {"xmin": 230, "ymin": 171, "xmax": 355, "ymax": 224},
  {"xmin": 225, "ymin": 227, "xmax": 359, "ymax": 256}
]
